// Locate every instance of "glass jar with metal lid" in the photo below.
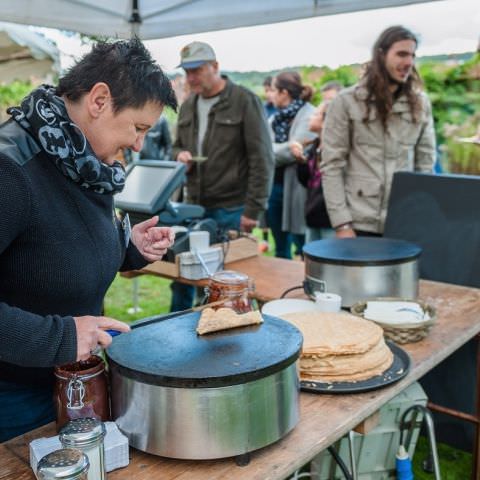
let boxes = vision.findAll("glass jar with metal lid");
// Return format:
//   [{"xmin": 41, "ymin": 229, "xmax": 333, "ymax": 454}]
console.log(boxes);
[
  {"xmin": 59, "ymin": 418, "xmax": 106, "ymax": 480},
  {"xmin": 37, "ymin": 448, "xmax": 89, "ymax": 480},
  {"xmin": 205, "ymin": 270, "xmax": 255, "ymax": 313},
  {"xmin": 54, "ymin": 355, "xmax": 109, "ymax": 431}
]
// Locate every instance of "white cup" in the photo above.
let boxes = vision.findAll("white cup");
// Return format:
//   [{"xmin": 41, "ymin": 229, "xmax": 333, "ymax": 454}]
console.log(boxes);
[
  {"xmin": 189, "ymin": 230, "xmax": 210, "ymax": 252},
  {"xmin": 314, "ymin": 292, "xmax": 342, "ymax": 313}
]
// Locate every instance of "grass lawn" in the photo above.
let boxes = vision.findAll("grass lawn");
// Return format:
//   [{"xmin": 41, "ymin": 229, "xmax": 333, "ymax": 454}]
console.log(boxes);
[
  {"xmin": 413, "ymin": 435, "xmax": 472, "ymax": 479},
  {"xmin": 103, "ymin": 230, "xmax": 473, "ymax": 478},
  {"xmin": 104, "ymin": 273, "xmax": 172, "ymax": 322}
]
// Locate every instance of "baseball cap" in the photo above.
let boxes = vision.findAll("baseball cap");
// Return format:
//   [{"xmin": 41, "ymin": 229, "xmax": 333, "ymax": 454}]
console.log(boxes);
[{"xmin": 177, "ymin": 41, "xmax": 216, "ymax": 69}]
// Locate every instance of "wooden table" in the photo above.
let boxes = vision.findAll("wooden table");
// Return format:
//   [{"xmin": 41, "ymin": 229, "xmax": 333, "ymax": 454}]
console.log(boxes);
[
  {"xmin": 2, "ymin": 279, "xmax": 480, "ymax": 479},
  {"xmin": 130, "ymin": 255, "xmax": 306, "ymax": 304}
]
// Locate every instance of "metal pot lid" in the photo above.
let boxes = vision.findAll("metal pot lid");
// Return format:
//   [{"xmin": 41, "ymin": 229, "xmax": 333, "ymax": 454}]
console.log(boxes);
[
  {"xmin": 106, "ymin": 311, "xmax": 302, "ymax": 388},
  {"xmin": 303, "ymin": 238, "xmax": 421, "ymax": 266}
]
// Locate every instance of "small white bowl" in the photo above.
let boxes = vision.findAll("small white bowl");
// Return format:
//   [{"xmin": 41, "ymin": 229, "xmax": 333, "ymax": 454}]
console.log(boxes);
[{"xmin": 261, "ymin": 298, "xmax": 319, "ymax": 318}]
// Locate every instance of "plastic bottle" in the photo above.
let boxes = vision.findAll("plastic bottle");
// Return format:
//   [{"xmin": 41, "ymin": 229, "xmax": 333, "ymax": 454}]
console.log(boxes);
[{"xmin": 396, "ymin": 444, "xmax": 414, "ymax": 480}]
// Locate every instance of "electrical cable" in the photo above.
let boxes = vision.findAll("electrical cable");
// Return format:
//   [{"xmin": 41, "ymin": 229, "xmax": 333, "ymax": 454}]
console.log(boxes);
[
  {"xmin": 288, "ymin": 471, "xmax": 312, "ymax": 480},
  {"xmin": 280, "ymin": 285, "xmax": 304, "ymax": 298},
  {"xmin": 327, "ymin": 446, "xmax": 354, "ymax": 480}
]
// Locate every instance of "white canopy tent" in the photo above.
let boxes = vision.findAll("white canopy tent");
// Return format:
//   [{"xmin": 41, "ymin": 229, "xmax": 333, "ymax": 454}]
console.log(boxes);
[{"xmin": 0, "ymin": 0, "xmax": 442, "ymax": 39}]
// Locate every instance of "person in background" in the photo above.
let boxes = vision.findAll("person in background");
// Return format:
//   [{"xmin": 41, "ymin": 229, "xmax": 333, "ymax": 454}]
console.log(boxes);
[
  {"xmin": 263, "ymin": 76, "xmax": 278, "ymax": 119},
  {"xmin": 320, "ymin": 81, "xmax": 343, "ymax": 101},
  {"xmin": 258, "ymin": 76, "xmax": 278, "ymax": 252},
  {"xmin": 172, "ymin": 41, "xmax": 274, "ymax": 311},
  {"xmin": 0, "ymin": 38, "xmax": 177, "ymax": 441},
  {"xmin": 290, "ymin": 99, "xmax": 338, "ymax": 243},
  {"xmin": 321, "ymin": 25, "xmax": 435, "ymax": 238},
  {"xmin": 268, "ymin": 71, "xmax": 316, "ymax": 258},
  {"xmin": 140, "ymin": 115, "xmax": 172, "ymax": 161}
]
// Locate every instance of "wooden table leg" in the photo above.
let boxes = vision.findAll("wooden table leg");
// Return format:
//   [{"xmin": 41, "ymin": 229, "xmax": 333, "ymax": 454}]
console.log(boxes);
[{"xmin": 474, "ymin": 333, "xmax": 480, "ymax": 480}]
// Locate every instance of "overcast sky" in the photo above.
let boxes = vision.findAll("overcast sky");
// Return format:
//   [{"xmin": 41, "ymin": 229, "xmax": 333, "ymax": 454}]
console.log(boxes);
[{"xmin": 143, "ymin": 0, "xmax": 479, "ymax": 72}]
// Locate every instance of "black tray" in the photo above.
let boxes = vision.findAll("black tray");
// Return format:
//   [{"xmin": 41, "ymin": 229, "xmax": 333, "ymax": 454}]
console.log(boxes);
[{"xmin": 300, "ymin": 341, "xmax": 410, "ymax": 394}]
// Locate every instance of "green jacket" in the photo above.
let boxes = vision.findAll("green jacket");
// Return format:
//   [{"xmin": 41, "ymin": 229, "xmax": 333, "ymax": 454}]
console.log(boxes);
[{"xmin": 172, "ymin": 77, "xmax": 274, "ymax": 220}]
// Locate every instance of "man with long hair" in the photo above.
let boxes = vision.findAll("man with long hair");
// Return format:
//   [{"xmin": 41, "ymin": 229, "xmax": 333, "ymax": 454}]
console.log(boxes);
[{"xmin": 321, "ymin": 26, "xmax": 436, "ymax": 237}]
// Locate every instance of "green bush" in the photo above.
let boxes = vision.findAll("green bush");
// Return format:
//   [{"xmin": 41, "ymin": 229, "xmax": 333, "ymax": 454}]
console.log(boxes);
[{"xmin": 0, "ymin": 81, "xmax": 32, "ymax": 119}]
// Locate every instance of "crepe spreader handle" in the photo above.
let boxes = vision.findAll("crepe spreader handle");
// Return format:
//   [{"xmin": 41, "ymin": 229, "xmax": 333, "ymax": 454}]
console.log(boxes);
[{"xmin": 106, "ymin": 329, "xmax": 122, "ymax": 337}]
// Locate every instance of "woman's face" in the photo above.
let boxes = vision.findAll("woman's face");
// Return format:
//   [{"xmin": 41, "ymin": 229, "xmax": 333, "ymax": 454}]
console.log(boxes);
[
  {"xmin": 272, "ymin": 81, "xmax": 292, "ymax": 109},
  {"xmin": 264, "ymin": 85, "xmax": 276, "ymax": 105},
  {"xmin": 87, "ymin": 100, "xmax": 163, "ymax": 165}
]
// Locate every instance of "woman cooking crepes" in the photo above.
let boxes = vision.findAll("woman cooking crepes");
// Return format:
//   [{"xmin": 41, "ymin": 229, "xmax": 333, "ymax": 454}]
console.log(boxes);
[{"xmin": 0, "ymin": 38, "xmax": 177, "ymax": 441}]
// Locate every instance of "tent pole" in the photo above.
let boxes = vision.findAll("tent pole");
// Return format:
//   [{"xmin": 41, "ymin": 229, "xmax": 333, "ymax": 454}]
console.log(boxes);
[{"xmin": 129, "ymin": 0, "xmax": 142, "ymax": 37}]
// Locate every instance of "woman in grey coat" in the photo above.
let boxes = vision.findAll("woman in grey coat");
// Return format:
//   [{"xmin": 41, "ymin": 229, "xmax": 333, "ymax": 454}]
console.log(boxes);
[{"xmin": 268, "ymin": 71, "xmax": 316, "ymax": 258}]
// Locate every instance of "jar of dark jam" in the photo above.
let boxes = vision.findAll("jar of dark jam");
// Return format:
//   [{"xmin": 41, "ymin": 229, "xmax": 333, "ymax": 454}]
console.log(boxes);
[
  {"xmin": 205, "ymin": 270, "xmax": 255, "ymax": 313},
  {"xmin": 54, "ymin": 355, "xmax": 110, "ymax": 432}
]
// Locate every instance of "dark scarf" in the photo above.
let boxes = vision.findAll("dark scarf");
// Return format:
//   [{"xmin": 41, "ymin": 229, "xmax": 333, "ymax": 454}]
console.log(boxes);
[
  {"xmin": 8, "ymin": 85, "xmax": 125, "ymax": 194},
  {"xmin": 271, "ymin": 98, "xmax": 305, "ymax": 142}
]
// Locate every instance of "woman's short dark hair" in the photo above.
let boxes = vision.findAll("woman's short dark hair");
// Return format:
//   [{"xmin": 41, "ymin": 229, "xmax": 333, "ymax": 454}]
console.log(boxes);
[
  {"xmin": 274, "ymin": 71, "xmax": 313, "ymax": 102},
  {"xmin": 57, "ymin": 38, "xmax": 177, "ymax": 112}
]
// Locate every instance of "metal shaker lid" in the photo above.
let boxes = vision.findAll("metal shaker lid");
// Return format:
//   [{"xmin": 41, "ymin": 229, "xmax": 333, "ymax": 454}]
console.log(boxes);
[
  {"xmin": 37, "ymin": 448, "xmax": 89, "ymax": 479},
  {"xmin": 59, "ymin": 417, "xmax": 106, "ymax": 448}
]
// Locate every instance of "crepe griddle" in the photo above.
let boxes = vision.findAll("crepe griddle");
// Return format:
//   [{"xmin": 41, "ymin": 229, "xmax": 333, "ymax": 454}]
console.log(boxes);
[{"xmin": 107, "ymin": 311, "xmax": 303, "ymax": 388}]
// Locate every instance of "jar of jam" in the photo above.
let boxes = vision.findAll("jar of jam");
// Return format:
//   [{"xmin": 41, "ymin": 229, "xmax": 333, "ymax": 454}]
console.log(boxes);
[
  {"xmin": 54, "ymin": 356, "xmax": 110, "ymax": 432},
  {"xmin": 205, "ymin": 270, "xmax": 255, "ymax": 313}
]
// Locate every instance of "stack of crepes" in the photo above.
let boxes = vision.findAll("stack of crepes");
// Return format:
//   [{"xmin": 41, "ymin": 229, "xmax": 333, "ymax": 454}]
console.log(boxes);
[{"xmin": 282, "ymin": 311, "xmax": 393, "ymax": 383}]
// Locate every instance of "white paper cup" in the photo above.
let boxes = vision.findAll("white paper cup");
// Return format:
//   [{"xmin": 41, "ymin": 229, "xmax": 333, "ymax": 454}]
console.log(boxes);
[
  {"xmin": 189, "ymin": 230, "xmax": 210, "ymax": 252},
  {"xmin": 314, "ymin": 292, "xmax": 342, "ymax": 312}
]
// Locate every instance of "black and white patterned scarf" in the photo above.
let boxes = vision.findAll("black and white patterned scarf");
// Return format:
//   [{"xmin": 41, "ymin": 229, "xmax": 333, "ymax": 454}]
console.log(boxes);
[
  {"xmin": 271, "ymin": 98, "xmax": 305, "ymax": 143},
  {"xmin": 8, "ymin": 85, "xmax": 125, "ymax": 194}
]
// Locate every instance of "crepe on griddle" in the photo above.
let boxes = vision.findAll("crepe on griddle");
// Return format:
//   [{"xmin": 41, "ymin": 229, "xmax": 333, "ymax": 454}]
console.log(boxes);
[
  {"xmin": 282, "ymin": 311, "xmax": 393, "ymax": 383},
  {"xmin": 197, "ymin": 307, "xmax": 263, "ymax": 335}
]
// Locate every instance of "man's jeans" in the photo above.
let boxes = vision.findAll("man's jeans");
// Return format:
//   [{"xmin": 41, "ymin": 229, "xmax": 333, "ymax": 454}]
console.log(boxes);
[{"xmin": 169, "ymin": 206, "xmax": 243, "ymax": 312}]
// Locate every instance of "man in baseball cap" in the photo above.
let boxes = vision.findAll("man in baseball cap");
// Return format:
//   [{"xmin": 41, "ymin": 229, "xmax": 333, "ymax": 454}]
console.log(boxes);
[{"xmin": 170, "ymin": 41, "xmax": 274, "ymax": 311}]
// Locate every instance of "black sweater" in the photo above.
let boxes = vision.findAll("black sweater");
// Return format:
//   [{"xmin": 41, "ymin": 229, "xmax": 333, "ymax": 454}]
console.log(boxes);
[{"xmin": 0, "ymin": 120, "xmax": 147, "ymax": 386}]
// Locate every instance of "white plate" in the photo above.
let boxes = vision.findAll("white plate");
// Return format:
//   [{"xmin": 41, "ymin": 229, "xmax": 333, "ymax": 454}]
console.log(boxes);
[{"xmin": 261, "ymin": 299, "xmax": 319, "ymax": 317}]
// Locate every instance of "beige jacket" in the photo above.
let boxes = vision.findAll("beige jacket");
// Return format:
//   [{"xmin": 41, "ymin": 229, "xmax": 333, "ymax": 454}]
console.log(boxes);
[{"xmin": 320, "ymin": 84, "xmax": 436, "ymax": 233}]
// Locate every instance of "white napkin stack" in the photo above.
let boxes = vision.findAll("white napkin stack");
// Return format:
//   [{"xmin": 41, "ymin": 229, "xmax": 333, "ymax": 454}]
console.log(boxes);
[
  {"xmin": 30, "ymin": 421, "xmax": 129, "ymax": 476},
  {"xmin": 364, "ymin": 301, "xmax": 430, "ymax": 325}
]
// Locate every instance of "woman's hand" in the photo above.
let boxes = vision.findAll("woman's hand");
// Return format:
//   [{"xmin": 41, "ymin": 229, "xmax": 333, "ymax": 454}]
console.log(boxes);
[
  {"xmin": 289, "ymin": 141, "xmax": 305, "ymax": 162},
  {"xmin": 74, "ymin": 316, "xmax": 131, "ymax": 361},
  {"xmin": 131, "ymin": 216, "xmax": 175, "ymax": 262}
]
